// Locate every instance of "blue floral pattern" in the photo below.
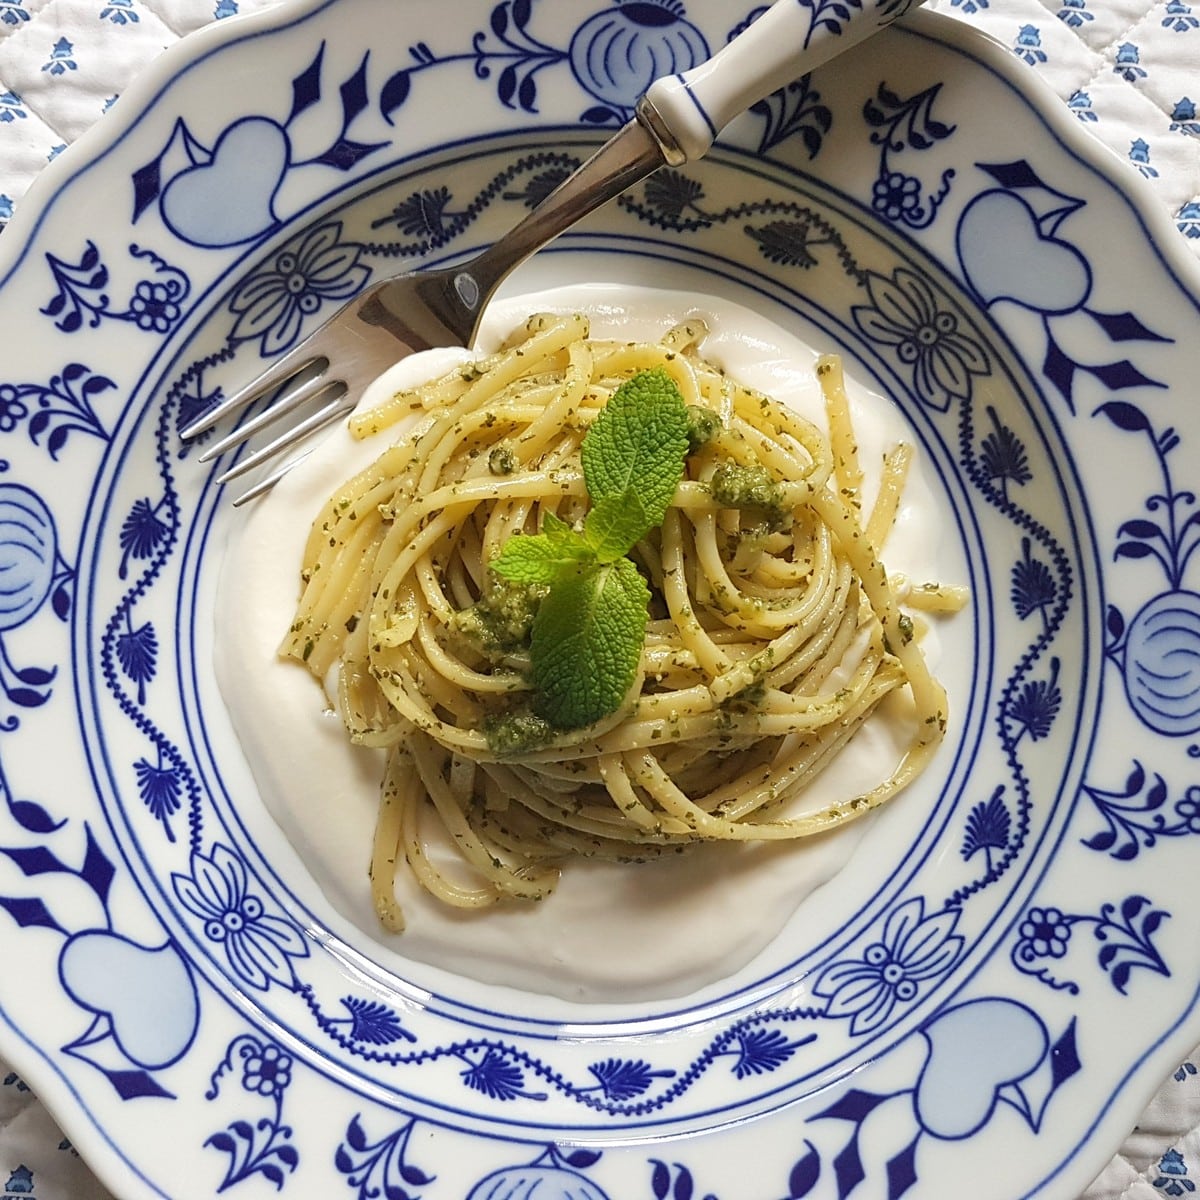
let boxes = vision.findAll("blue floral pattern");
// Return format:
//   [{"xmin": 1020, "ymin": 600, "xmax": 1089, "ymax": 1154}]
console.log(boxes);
[
  {"xmin": 851, "ymin": 269, "xmax": 989, "ymax": 410},
  {"xmin": 813, "ymin": 898, "xmax": 964, "ymax": 1034},
  {"xmin": 0, "ymin": 0, "xmax": 1198, "ymax": 1196},
  {"xmin": 227, "ymin": 221, "xmax": 368, "ymax": 354},
  {"xmin": 171, "ymin": 845, "xmax": 310, "ymax": 991}
]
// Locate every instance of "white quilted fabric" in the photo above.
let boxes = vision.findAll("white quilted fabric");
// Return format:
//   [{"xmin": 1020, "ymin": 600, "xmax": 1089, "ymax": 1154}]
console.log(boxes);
[{"xmin": 0, "ymin": 0, "xmax": 1197, "ymax": 1196}]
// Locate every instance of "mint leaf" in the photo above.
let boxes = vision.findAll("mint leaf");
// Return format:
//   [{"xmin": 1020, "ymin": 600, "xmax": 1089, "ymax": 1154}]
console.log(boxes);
[
  {"xmin": 583, "ymin": 491, "xmax": 649, "ymax": 563},
  {"xmin": 491, "ymin": 511, "xmax": 594, "ymax": 585},
  {"xmin": 530, "ymin": 557, "xmax": 649, "ymax": 729},
  {"xmin": 488, "ymin": 370, "xmax": 691, "ymax": 730},
  {"xmin": 580, "ymin": 368, "xmax": 689, "ymax": 528}
]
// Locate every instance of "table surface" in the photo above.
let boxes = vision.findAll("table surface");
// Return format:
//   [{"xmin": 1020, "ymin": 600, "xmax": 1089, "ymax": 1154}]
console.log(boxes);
[{"xmin": 0, "ymin": 0, "xmax": 1198, "ymax": 1196}]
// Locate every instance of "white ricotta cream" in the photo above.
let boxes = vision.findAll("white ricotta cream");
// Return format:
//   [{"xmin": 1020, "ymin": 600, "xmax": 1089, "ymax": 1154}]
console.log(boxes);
[{"xmin": 214, "ymin": 284, "xmax": 953, "ymax": 1003}]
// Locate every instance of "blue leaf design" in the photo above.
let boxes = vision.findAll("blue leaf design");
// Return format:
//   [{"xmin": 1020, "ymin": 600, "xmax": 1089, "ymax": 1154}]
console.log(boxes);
[
  {"xmin": 1095, "ymin": 400, "xmax": 1152, "ymax": 433},
  {"xmin": 131, "ymin": 157, "xmax": 161, "ymax": 223},
  {"xmin": 116, "ymin": 620, "xmax": 157, "ymax": 704},
  {"xmin": 1088, "ymin": 309, "xmax": 1172, "ymax": 344},
  {"xmin": 962, "ymin": 786, "xmax": 1010, "ymax": 860},
  {"xmin": 1011, "ymin": 538, "xmax": 1056, "ymax": 622},
  {"xmin": 134, "ymin": 757, "xmax": 181, "ymax": 829},
  {"xmin": 105, "ymin": 1067, "xmax": 174, "ymax": 1100},
  {"xmin": 652, "ymin": 1159, "xmax": 671, "ymax": 1199},
  {"xmin": 80, "ymin": 825, "xmax": 114, "ymax": 903},
  {"xmin": 1043, "ymin": 336, "xmax": 1076, "ymax": 407},
  {"xmin": 339, "ymin": 53, "xmax": 371, "ymax": 125},
  {"xmin": 118, "ymin": 497, "xmax": 170, "ymax": 579},
  {"xmin": 732, "ymin": 1027, "xmax": 811, "ymax": 1078},
  {"xmin": 1049, "ymin": 1018, "xmax": 1081, "ymax": 1091},
  {"xmin": 1084, "ymin": 359, "xmax": 1165, "ymax": 393},
  {"xmin": 588, "ymin": 1057, "xmax": 671, "ymax": 1100},
  {"xmin": 0, "ymin": 844, "xmax": 69, "ymax": 877},
  {"xmin": 980, "ymin": 406, "xmax": 1031, "ymax": 490},
  {"xmin": 562, "ymin": 1148, "xmax": 602, "ymax": 1169},
  {"xmin": 7, "ymin": 798, "xmax": 65, "ymax": 835},
  {"xmin": 0, "ymin": 894, "xmax": 64, "ymax": 933},
  {"xmin": 341, "ymin": 996, "xmax": 415, "ymax": 1044},
  {"xmin": 885, "ymin": 1134, "xmax": 920, "ymax": 1199},
  {"xmin": 1008, "ymin": 659, "xmax": 1062, "ymax": 742},
  {"xmin": 979, "ymin": 159, "xmax": 1045, "ymax": 189},
  {"xmin": 832, "ymin": 1136, "xmax": 866, "ymax": 1200},
  {"xmin": 460, "ymin": 1048, "xmax": 542, "ymax": 1101},
  {"xmin": 380, "ymin": 70, "xmax": 410, "ymax": 123},
  {"xmin": 788, "ymin": 1141, "xmax": 821, "ymax": 1197},
  {"xmin": 289, "ymin": 43, "xmax": 324, "ymax": 123}
]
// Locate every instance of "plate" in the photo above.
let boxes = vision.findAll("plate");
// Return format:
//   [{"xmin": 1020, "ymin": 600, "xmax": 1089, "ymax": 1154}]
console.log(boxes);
[{"xmin": 1, "ymin": 0, "xmax": 1198, "ymax": 1195}]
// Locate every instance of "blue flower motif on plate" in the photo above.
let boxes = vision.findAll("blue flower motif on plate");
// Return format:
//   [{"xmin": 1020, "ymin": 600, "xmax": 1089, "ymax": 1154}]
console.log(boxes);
[
  {"xmin": 171, "ymin": 845, "xmax": 310, "ymax": 991},
  {"xmin": 851, "ymin": 269, "xmax": 989, "ymax": 411},
  {"xmin": 1011, "ymin": 894, "xmax": 1170, "ymax": 995},
  {"xmin": 205, "ymin": 1033, "xmax": 300, "ymax": 1190},
  {"xmin": 41, "ymin": 242, "xmax": 190, "ymax": 335},
  {"xmin": 862, "ymin": 82, "xmax": 956, "ymax": 230},
  {"xmin": 813, "ymin": 898, "xmax": 964, "ymax": 1035},
  {"xmin": 227, "ymin": 222, "xmax": 369, "ymax": 355}
]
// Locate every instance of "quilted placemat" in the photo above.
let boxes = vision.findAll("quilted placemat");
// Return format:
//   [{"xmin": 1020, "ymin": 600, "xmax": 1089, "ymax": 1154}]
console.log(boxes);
[{"xmin": 0, "ymin": 0, "xmax": 1197, "ymax": 1196}]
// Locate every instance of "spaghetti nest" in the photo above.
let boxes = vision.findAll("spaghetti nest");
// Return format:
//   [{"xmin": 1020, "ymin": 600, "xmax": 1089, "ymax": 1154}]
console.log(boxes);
[{"xmin": 282, "ymin": 312, "xmax": 960, "ymax": 930}]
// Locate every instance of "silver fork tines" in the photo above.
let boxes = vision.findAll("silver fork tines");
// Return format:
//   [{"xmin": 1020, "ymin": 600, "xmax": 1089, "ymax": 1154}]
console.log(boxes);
[
  {"xmin": 180, "ymin": 343, "xmax": 332, "ymax": 442},
  {"xmin": 213, "ymin": 383, "xmax": 355, "ymax": 488},
  {"xmin": 197, "ymin": 363, "xmax": 336, "ymax": 466}
]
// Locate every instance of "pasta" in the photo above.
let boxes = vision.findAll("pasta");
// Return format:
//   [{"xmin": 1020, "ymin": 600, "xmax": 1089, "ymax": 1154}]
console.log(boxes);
[{"xmin": 281, "ymin": 313, "xmax": 964, "ymax": 931}]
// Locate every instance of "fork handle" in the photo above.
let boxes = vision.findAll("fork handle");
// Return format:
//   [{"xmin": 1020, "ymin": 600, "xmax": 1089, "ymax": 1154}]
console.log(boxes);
[
  {"xmin": 642, "ymin": 0, "xmax": 924, "ymax": 164},
  {"xmin": 450, "ymin": 0, "xmax": 922, "ymax": 339}
]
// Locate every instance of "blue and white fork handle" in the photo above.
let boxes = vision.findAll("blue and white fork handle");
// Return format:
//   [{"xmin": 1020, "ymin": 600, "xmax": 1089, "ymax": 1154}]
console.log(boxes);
[{"xmin": 376, "ymin": 0, "xmax": 924, "ymax": 344}]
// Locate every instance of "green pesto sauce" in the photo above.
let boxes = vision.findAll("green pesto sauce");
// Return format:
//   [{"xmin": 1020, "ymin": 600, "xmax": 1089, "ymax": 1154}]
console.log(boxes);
[
  {"xmin": 685, "ymin": 404, "xmax": 721, "ymax": 452},
  {"xmin": 451, "ymin": 577, "xmax": 546, "ymax": 653},
  {"xmin": 488, "ymin": 442, "xmax": 517, "ymax": 476},
  {"xmin": 709, "ymin": 461, "xmax": 787, "ymax": 527},
  {"xmin": 483, "ymin": 708, "xmax": 555, "ymax": 756}
]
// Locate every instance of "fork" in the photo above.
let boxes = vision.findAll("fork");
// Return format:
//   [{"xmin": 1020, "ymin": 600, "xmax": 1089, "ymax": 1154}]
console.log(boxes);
[{"xmin": 185, "ymin": 0, "xmax": 922, "ymax": 503}]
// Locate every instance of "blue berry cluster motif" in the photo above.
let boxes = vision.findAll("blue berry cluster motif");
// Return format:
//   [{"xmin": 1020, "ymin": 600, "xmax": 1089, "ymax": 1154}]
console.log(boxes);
[
  {"xmin": 1011, "ymin": 896, "xmax": 1170, "ymax": 995},
  {"xmin": 205, "ymin": 1034, "xmax": 300, "ymax": 1191},
  {"xmin": 863, "ymin": 82, "xmax": 955, "ymax": 229},
  {"xmin": 41, "ymin": 242, "xmax": 190, "ymax": 335}
]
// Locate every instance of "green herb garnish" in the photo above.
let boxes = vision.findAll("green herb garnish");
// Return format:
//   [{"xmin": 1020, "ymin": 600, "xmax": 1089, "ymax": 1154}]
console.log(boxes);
[{"xmin": 490, "ymin": 367, "xmax": 690, "ymax": 729}]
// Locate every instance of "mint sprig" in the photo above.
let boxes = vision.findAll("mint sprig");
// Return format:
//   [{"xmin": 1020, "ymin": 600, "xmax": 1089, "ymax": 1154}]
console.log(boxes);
[
  {"xmin": 529, "ymin": 557, "xmax": 651, "ymax": 728},
  {"xmin": 490, "ymin": 367, "xmax": 690, "ymax": 729}
]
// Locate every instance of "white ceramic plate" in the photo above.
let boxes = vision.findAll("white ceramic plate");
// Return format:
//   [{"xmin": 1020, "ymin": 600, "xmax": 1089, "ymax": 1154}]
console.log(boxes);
[{"xmin": 1, "ymin": 0, "xmax": 1199, "ymax": 1196}]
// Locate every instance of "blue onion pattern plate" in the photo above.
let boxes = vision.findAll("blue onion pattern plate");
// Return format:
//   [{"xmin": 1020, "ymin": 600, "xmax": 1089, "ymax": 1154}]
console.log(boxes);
[{"xmin": 1, "ymin": 0, "xmax": 1199, "ymax": 1196}]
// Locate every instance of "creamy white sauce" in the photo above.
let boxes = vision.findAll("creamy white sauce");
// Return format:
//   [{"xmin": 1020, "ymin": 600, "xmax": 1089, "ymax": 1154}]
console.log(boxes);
[{"xmin": 215, "ymin": 285, "xmax": 952, "ymax": 1003}]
